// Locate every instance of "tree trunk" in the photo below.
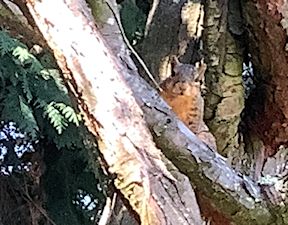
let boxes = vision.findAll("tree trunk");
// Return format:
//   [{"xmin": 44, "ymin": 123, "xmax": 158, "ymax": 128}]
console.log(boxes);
[
  {"xmin": 243, "ymin": 1, "xmax": 288, "ymax": 155},
  {"xmin": 203, "ymin": 0, "xmax": 244, "ymax": 157}
]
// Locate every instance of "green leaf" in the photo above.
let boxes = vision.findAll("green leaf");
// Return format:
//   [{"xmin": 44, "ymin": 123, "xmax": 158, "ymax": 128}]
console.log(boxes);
[
  {"xmin": 0, "ymin": 31, "xmax": 83, "ymax": 147},
  {"xmin": 0, "ymin": 31, "xmax": 22, "ymax": 56},
  {"xmin": 1, "ymin": 87, "xmax": 38, "ymax": 139},
  {"xmin": 19, "ymin": 96, "xmax": 39, "ymax": 138},
  {"xmin": 45, "ymin": 102, "xmax": 68, "ymax": 134},
  {"xmin": 21, "ymin": 72, "xmax": 33, "ymax": 103},
  {"xmin": 12, "ymin": 46, "xmax": 32, "ymax": 64}
]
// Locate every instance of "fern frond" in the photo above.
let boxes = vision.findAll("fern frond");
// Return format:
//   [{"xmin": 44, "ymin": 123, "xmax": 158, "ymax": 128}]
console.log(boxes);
[
  {"xmin": 0, "ymin": 31, "xmax": 84, "ymax": 147},
  {"xmin": 18, "ymin": 96, "xmax": 39, "ymax": 138},
  {"xmin": 12, "ymin": 46, "xmax": 32, "ymax": 64},
  {"xmin": 1, "ymin": 55, "xmax": 21, "ymax": 86},
  {"xmin": 28, "ymin": 59, "xmax": 43, "ymax": 73},
  {"xmin": 45, "ymin": 123, "xmax": 84, "ymax": 149},
  {"xmin": 54, "ymin": 102, "xmax": 66, "ymax": 111},
  {"xmin": 21, "ymin": 72, "xmax": 33, "ymax": 103},
  {"xmin": 12, "ymin": 46, "xmax": 43, "ymax": 73},
  {"xmin": 45, "ymin": 69, "xmax": 68, "ymax": 93},
  {"xmin": 34, "ymin": 99, "xmax": 48, "ymax": 109},
  {"xmin": 44, "ymin": 102, "xmax": 68, "ymax": 134},
  {"xmin": 54, "ymin": 103, "xmax": 80, "ymax": 126},
  {"xmin": 1, "ymin": 87, "xmax": 38, "ymax": 139},
  {"xmin": 0, "ymin": 31, "xmax": 24, "ymax": 56}
]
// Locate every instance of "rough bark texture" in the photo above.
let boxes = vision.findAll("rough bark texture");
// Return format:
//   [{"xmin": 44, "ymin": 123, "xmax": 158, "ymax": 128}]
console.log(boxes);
[
  {"xmin": 24, "ymin": 0, "xmax": 203, "ymax": 224},
  {"xmin": 203, "ymin": 0, "xmax": 245, "ymax": 157},
  {"xmin": 120, "ymin": 56, "xmax": 275, "ymax": 225},
  {"xmin": 136, "ymin": 0, "xmax": 245, "ymax": 158},
  {"xmin": 134, "ymin": 1, "xmax": 246, "ymax": 222},
  {"xmin": 241, "ymin": 0, "xmax": 288, "ymax": 213}
]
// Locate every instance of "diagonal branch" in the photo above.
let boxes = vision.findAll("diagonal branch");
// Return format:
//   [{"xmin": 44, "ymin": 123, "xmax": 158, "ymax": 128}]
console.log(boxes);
[{"xmin": 24, "ymin": 0, "xmax": 203, "ymax": 224}]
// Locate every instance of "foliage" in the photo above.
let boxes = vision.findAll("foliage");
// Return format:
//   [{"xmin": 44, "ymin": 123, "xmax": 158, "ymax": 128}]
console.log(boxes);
[
  {"xmin": 44, "ymin": 147, "xmax": 106, "ymax": 225},
  {"xmin": 119, "ymin": 0, "xmax": 147, "ymax": 44},
  {"xmin": 0, "ymin": 30, "xmax": 107, "ymax": 225},
  {"xmin": 0, "ymin": 30, "xmax": 81, "ymax": 148}
]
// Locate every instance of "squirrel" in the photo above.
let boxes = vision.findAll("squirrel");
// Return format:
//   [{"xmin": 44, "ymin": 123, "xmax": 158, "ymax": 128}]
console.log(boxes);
[{"xmin": 160, "ymin": 56, "xmax": 217, "ymax": 151}]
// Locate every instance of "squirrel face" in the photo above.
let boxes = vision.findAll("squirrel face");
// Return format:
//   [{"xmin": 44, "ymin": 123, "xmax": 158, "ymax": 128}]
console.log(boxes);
[
  {"xmin": 159, "ymin": 56, "xmax": 216, "ymax": 151},
  {"xmin": 160, "ymin": 56, "xmax": 205, "ymax": 96}
]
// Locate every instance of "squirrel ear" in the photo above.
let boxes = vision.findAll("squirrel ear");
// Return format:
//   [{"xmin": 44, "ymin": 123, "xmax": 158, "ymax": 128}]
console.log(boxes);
[
  {"xmin": 171, "ymin": 55, "xmax": 181, "ymax": 76},
  {"xmin": 194, "ymin": 60, "xmax": 207, "ymax": 82}
]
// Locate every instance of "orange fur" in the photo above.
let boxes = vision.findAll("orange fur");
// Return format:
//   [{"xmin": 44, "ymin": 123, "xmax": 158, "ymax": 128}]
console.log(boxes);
[{"xmin": 160, "ymin": 60, "xmax": 216, "ymax": 150}]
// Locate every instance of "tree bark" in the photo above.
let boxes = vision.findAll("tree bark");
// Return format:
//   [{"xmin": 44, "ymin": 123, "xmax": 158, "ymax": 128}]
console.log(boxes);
[
  {"xmin": 243, "ymin": 0, "xmax": 288, "ymax": 155},
  {"xmin": 136, "ymin": 0, "xmax": 245, "ymax": 158},
  {"xmin": 203, "ymin": 0, "xmax": 245, "ymax": 157},
  {"xmin": 137, "ymin": 0, "xmax": 204, "ymax": 82}
]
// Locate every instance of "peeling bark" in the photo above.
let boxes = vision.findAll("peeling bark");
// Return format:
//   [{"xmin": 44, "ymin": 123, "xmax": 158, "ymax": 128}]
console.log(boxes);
[
  {"xmin": 136, "ymin": 0, "xmax": 245, "ymax": 158},
  {"xmin": 135, "ymin": 1, "xmax": 246, "ymax": 221},
  {"xmin": 91, "ymin": 1, "xmax": 285, "ymax": 224}
]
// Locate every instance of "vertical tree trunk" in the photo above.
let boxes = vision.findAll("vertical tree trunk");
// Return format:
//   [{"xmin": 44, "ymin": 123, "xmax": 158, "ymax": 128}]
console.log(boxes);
[
  {"xmin": 203, "ymin": 0, "xmax": 244, "ymax": 157},
  {"xmin": 243, "ymin": 1, "xmax": 288, "ymax": 155}
]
